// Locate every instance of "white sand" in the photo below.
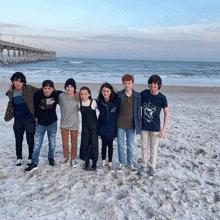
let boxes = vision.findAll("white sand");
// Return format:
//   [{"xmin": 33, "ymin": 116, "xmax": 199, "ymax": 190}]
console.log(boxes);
[{"xmin": 0, "ymin": 82, "xmax": 220, "ymax": 220}]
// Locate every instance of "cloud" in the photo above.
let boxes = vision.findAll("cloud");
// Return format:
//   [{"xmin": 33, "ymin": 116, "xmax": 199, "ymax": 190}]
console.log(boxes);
[
  {"xmin": 131, "ymin": 23, "xmax": 220, "ymax": 41},
  {"xmin": 161, "ymin": 2, "xmax": 209, "ymax": 23},
  {"xmin": 20, "ymin": 34, "xmax": 91, "ymax": 43},
  {"xmin": 89, "ymin": 35, "xmax": 156, "ymax": 44},
  {"xmin": 0, "ymin": 23, "xmax": 27, "ymax": 29},
  {"xmin": 2, "ymin": 22, "xmax": 220, "ymax": 61},
  {"xmin": 4, "ymin": 27, "xmax": 220, "ymax": 51}
]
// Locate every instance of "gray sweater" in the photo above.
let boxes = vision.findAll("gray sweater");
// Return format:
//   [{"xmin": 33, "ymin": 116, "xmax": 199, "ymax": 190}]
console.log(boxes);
[{"xmin": 58, "ymin": 93, "xmax": 80, "ymax": 130}]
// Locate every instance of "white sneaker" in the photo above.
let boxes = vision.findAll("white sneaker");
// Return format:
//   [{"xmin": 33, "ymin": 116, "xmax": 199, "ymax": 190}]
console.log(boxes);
[
  {"xmin": 16, "ymin": 159, "xmax": 22, "ymax": 166},
  {"xmin": 71, "ymin": 160, "xmax": 77, "ymax": 168},
  {"xmin": 116, "ymin": 164, "xmax": 124, "ymax": 172}
]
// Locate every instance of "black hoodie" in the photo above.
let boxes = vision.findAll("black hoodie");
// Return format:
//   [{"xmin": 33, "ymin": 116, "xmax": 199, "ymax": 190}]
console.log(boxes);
[{"xmin": 34, "ymin": 89, "xmax": 62, "ymax": 126}]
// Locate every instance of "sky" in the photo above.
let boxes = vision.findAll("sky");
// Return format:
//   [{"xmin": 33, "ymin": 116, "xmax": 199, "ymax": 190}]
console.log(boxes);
[{"xmin": 1, "ymin": 0, "xmax": 220, "ymax": 61}]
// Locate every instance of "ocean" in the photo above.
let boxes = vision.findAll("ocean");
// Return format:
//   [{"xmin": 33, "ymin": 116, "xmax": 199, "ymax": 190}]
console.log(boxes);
[{"xmin": 0, "ymin": 57, "xmax": 220, "ymax": 87}]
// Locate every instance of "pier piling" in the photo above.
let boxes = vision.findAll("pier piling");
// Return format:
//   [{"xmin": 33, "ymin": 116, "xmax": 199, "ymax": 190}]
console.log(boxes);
[{"xmin": 0, "ymin": 40, "xmax": 56, "ymax": 65}]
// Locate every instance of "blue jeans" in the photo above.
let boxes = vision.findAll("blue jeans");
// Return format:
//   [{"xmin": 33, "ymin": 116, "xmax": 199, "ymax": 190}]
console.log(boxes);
[
  {"xmin": 117, "ymin": 128, "xmax": 135, "ymax": 165},
  {"xmin": 31, "ymin": 122, "xmax": 57, "ymax": 165}
]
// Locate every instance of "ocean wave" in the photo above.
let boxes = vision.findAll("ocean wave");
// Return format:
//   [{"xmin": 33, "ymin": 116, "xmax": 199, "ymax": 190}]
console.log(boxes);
[
  {"xmin": 169, "ymin": 75, "xmax": 181, "ymax": 78},
  {"xmin": 70, "ymin": 61, "xmax": 83, "ymax": 64},
  {"xmin": 1, "ymin": 58, "xmax": 220, "ymax": 86},
  {"xmin": 181, "ymin": 72, "xmax": 195, "ymax": 76}
]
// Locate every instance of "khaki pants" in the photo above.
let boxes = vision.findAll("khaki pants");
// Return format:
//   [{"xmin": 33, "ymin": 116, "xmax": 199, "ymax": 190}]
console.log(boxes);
[
  {"xmin": 141, "ymin": 130, "xmax": 160, "ymax": 169},
  {"xmin": 61, "ymin": 128, "xmax": 78, "ymax": 160}
]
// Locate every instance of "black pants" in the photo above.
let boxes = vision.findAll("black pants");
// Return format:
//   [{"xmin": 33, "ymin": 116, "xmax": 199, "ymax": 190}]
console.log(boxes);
[
  {"xmin": 101, "ymin": 138, "xmax": 113, "ymax": 162},
  {"xmin": 80, "ymin": 123, "xmax": 98, "ymax": 161},
  {"xmin": 13, "ymin": 120, "xmax": 36, "ymax": 159}
]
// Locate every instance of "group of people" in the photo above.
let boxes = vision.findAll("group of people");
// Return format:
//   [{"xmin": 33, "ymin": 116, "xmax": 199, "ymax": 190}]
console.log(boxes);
[{"xmin": 5, "ymin": 72, "xmax": 169, "ymax": 175}]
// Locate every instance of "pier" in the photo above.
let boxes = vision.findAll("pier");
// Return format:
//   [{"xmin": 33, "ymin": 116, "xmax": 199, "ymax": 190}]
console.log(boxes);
[{"xmin": 0, "ymin": 40, "xmax": 56, "ymax": 64}]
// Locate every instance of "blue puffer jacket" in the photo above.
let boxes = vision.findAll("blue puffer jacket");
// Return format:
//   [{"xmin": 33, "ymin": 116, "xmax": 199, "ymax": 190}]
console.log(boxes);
[
  {"xmin": 97, "ymin": 98, "xmax": 121, "ymax": 140},
  {"xmin": 117, "ymin": 89, "xmax": 142, "ymax": 134}
]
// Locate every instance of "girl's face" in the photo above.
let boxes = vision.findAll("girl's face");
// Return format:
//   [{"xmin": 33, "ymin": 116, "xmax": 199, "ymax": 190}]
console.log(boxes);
[
  {"xmin": 101, "ymin": 87, "xmax": 111, "ymax": 101},
  {"xmin": 66, "ymin": 85, "xmax": 75, "ymax": 96},
  {"xmin": 80, "ymin": 89, "xmax": 90, "ymax": 101}
]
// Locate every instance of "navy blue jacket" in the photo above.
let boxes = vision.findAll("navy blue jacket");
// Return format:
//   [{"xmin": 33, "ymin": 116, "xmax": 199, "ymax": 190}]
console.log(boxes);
[
  {"xmin": 97, "ymin": 98, "xmax": 121, "ymax": 140},
  {"xmin": 117, "ymin": 89, "xmax": 142, "ymax": 134}
]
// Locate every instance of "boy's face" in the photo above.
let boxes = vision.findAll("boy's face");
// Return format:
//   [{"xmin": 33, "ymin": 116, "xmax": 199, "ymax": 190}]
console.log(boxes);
[
  {"xmin": 123, "ymin": 80, "xmax": 134, "ymax": 92},
  {"xmin": 13, "ymin": 79, "xmax": 24, "ymax": 91},
  {"xmin": 43, "ymin": 86, "xmax": 54, "ymax": 97},
  {"xmin": 66, "ymin": 85, "xmax": 75, "ymax": 95},
  {"xmin": 148, "ymin": 82, "xmax": 159, "ymax": 92}
]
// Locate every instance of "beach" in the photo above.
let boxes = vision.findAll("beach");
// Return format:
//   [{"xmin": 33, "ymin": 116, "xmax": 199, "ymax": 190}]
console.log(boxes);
[{"xmin": 0, "ymin": 82, "xmax": 220, "ymax": 220}]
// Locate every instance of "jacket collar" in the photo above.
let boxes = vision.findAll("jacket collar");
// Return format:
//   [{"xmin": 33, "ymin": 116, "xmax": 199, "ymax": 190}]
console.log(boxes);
[{"xmin": 118, "ymin": 89, "xmax": 138, "ymax": 97}]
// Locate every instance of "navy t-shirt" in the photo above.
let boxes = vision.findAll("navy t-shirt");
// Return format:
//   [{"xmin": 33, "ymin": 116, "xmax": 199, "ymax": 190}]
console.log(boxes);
[
  {"xmin": 141, "ymin": 89, "xmax": 168, "ymax": 132},
  {"xmin": 13, "ymin": 91, "xmax": 34, "ymax": 122}
]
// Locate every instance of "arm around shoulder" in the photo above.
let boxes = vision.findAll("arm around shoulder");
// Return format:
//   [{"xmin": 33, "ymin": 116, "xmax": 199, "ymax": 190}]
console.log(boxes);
[
  {"xmin": 138, "ymin": 92, "xmax": 141, "ymax": 106},
  {"xmin": 92, "ymin": 99, "xmax": 98, "ymax": 110},
  {"xmin": 6, "ymin": 85, "xmax": 14, "ymax": 97},
  {"xmin": 27, "ymin": 84, "xmax": 39, "ymax": 92},
  {"xmin": 6, "ymin": 90, "xmax": 13, "ymax": 98},
  {"xmin": 4, "ymin": 100, "xmax": 14, "ymax": 122},
  {"xmin": 34, "ymin": 90, "xmax": 42, "ymax": 108}
]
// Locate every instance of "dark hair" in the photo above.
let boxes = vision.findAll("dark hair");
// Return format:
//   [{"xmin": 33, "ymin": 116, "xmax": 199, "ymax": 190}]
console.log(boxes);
[
  {"xmin": 79, "ymin": 86, "xmax": 92, "ymax": 100},
  {"xmin": 97, "ymin": 82, "xmax": 117, "ymax": 102},
  {"xmin": 148, "ymin": 74, "xmax": 162, "ymax": 90},
  {"xmin": 10, "ymin": 72, "xmax": 26, "ymax": 84},
  {"xmin": 122, "ymin": 74, "xmax": 134, "ymax": 83},
  {"xmin": 64, "ymin": 78, "xmax": 76, "ymax": 91}
]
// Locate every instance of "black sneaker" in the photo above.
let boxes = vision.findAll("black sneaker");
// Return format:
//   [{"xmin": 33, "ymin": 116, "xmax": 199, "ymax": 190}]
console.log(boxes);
[
  {"xmin": 25, "ymin": 163, "xmax": 38, "ymax": 172},
  {"xmin": 63, "ymin": 158, "xmax": 69, "ymax": 164},
  {"xmin": 48, "ymin": 158, "xmax": 56, "ymax": 166},
  {"xmin": 127, "ymin": 165, "xmax": 138, "ymax": 174}
]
